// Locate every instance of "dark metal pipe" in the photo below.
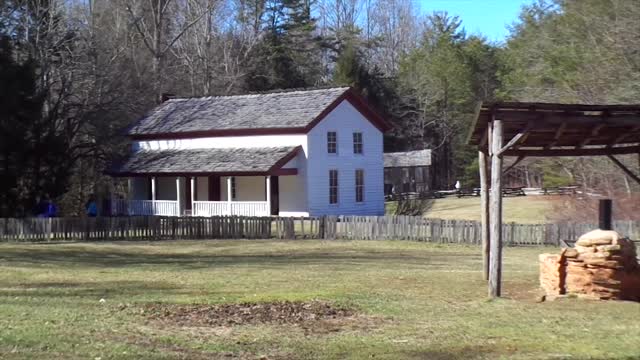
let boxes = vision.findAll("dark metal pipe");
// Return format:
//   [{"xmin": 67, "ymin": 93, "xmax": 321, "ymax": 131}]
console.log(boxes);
[{"xmin": 599, "ymin": 199, "xmax": 613, "ymax": 230}]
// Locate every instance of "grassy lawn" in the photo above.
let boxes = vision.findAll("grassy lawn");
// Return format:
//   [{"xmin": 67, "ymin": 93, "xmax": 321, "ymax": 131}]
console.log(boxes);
[
  {"xmin": 1, "ymin": 240, "xmax": 639, "ymax": 359},
  {"xmin": 387, "ymin": 196, "xmax": 555, "ymax": 223}
]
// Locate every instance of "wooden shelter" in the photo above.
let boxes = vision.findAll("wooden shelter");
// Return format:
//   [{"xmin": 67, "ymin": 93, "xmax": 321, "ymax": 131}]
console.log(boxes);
[{"xmin": 468, "ymin": 102, "xmax": 640, "ymax": 298}]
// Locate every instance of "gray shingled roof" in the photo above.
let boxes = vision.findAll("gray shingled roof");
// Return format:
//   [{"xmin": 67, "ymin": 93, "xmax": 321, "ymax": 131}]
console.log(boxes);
[
  {"xmin": 111, "ymin": 147, "xmax": 298, "ymax": 174},
  {"xmin": 384, "ymin": 150, "xmax": 432, "ymax": 168},
  {"xmin": 128, "ymin": 87, "xmax": 351, "ymax": 135}
]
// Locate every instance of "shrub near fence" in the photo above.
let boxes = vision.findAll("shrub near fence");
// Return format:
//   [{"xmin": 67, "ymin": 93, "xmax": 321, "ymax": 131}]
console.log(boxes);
[{"xmin": 1, "ymin": 215, "xmax": 640, "ymax": 244}]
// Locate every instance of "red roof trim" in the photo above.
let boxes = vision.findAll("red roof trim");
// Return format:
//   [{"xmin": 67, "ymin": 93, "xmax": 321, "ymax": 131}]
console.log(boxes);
[
  {"xmin": 109, "ymin": 169, "xmax": 298, "ymax": 177},
  {"xmin": 129, "ymin": 87, "xmax": 391, "ymax": 141}
]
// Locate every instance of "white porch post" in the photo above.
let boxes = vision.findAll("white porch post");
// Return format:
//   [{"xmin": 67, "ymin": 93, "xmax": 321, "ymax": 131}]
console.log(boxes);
[
  {"xmin": 176, "ymin": 177, "xmax": 181, "ymax": 216},
  {"xmin": 190, "ymin": 177, "xmax": 196, "ymax": 216},
  {"xmin": 265, "ymin": 175, "xmax": 271, "ymax": 216},
  {"xmin": 151, "ymin": 177, "xmax": 157, "ymax": 201},
  {"xmin": 227, "ymin": 176, "xmax": 233, "ymax": 214},
  {"xmin": 126, "ymin": 178, "xmax": 133, "ymax": 216},
  {"xmin": 127, "ymin": 178, "xmax": 133, "ymax": 200}
]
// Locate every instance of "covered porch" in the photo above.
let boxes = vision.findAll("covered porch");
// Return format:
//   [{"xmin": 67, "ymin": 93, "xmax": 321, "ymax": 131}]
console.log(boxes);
[{"xmin": 109, "ymin": 146, "xmax": 301, "ymax": 217}]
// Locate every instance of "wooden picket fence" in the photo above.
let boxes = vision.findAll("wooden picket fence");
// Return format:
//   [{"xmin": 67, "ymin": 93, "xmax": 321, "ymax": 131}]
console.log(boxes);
[
  {"xmin": 0, "ymin": 216, "xmax": 272, "ymax": 242},
  {"xmin": 1, "ymin": 215, "xmax": 639, "ymax": 245},
  {"xmin": 335, "ymin": 217, "xmax": 640, "ymax": 245}
]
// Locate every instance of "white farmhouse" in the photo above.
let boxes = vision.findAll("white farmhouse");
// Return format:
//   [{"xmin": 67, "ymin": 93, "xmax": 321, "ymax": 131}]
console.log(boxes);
[{"xmin": 109, "ymin": 87, "xmax": 390, "ymax": 217}]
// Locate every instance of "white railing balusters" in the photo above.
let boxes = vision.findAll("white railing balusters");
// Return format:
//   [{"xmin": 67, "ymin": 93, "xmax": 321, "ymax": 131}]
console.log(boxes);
[
  {"xmin": 112, "ymin": 200, "xmax": 180, "ymax": 216},
  {"xmin": 111, "ymin": 200, "xmax": 268, "ymax": 217},
  {"xmin": 193, "ymin": 201, "xmax": 269, "ymax": 217}
]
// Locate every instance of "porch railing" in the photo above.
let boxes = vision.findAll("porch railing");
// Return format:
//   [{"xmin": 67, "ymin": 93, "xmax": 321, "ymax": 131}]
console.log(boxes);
[
  {"xmin": 192, "ymin": 201, "xmax": 270, "ymax": 217},
  {"xmin": 113, "ymin": 199, "xmax": 180, "ymax": 216}
]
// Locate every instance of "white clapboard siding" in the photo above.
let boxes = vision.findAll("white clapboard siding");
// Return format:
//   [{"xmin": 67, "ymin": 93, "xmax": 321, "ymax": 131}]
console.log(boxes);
[{"xmin": 305, "ymin": 100, "xmax": 385, "ymax": 216}]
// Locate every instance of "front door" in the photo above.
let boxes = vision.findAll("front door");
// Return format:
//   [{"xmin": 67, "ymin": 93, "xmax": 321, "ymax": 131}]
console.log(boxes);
[{"xmin": 270, "ymin": 176, "xmax": 279, "ymax": 215}]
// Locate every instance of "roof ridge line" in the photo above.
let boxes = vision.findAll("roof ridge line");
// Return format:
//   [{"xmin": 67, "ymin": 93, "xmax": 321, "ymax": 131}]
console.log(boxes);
[{"xmin": 165, "ymin": 86, "xmax": 351, "ymax": 102}]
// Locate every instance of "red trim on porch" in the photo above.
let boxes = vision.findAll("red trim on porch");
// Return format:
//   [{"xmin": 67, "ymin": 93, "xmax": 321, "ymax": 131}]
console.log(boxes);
[
  {"xmin": 271, "ymin": 169, "xmax": 298, "ymax": 176},
  {"xmin": 268, "ymin": 146, "xmax": 302, "ymax": 173},
  {"xmin": 208, "ymin": 175, "xmax": 220, "ymax": 201}
]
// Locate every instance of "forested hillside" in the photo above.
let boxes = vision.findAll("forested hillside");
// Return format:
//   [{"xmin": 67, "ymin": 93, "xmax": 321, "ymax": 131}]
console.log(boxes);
[{"xmin": 1, "ymin": 0, "xmax": 639, "ymax": 216}]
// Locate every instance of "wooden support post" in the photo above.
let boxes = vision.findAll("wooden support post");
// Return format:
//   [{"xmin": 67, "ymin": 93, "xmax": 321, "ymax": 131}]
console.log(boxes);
[
  {"xmin": 489, "ymin": 119, "xmax": 504, "ymax": 298},
  {"xmin": 599, "ymin": 199, "xmax": 612, "ymax": 230},
  {"xmin": 607, "ymin": 154, "xmax": 640, "ymax": 186},
  {"xmin": 265, "ymin": 175, "xmax": 271, "ymax": 216},
  {"xmin": 151, "ymin": 177, "xmax": 157, "ymax": 201},
  {"xmin": 479, "ymin": 150, "xmax": 490, "ymax": 281}
]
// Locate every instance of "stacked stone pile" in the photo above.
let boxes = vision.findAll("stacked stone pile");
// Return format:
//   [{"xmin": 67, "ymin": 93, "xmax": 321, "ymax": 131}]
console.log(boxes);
[{"xmin": 539, "ymin": 229, "xmax": 640, "ymax": 301}]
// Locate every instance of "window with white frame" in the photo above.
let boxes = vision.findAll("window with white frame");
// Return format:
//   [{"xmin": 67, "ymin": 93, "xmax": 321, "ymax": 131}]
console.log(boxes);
[
  {"xmin": 231, "ymin": 176, "xmax": 237, "ymax": 200},
  {"xmin": 327, "ymin": 131, "xmax": 337, "ymax": 154},
  {"xmin": 353, "ymin": 132, "xmax": 363, "ymax": 154},
  {"xmin": 329, "ymin": 169, "xmax": 338, "ymax": 204},
  {"xmin": 355, "ymin": 169, "xmax": 364, "ymax": 202}
]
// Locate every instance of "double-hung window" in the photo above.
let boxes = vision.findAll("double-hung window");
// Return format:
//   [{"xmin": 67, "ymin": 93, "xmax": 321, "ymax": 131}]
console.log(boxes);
[
  {"xmin": 327, "ymin": 131, "xmax": 337, "ymax": 154},
  {"xmin": 355, "ymin": 169, "xmax": 364, "ymax": 202},
  {"xmin": 353, "ymin": 132, "xmax": 363, "ymax": 154},
  {"xmin": 329, "ymin": 170, "xmax": 338, "ymax": 204}
]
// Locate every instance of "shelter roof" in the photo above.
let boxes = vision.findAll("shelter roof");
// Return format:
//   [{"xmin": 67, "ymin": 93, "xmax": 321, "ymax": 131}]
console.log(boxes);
[
  {"xmin": 384, "ymin": 150, "xmax": 432, "ymax": 167},
  {"xmin": 468, "ymin": 102, "xmax": 640, "ymax": 156}
]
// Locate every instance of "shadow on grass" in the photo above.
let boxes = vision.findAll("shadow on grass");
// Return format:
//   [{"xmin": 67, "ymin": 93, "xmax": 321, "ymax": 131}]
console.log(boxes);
[
  {"xmin": 0, "ymin": 245, "xmax": 480, "ymax": 271},
  {"xmin": 0, "ymin": 279, "xmax": 183, "ymax": 299}
]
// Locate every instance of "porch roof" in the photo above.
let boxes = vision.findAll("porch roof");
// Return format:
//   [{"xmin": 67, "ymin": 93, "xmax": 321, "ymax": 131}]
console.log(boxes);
[{"xmin": 109, "ymin": 146, "xmax": 300, "ymax": 177}]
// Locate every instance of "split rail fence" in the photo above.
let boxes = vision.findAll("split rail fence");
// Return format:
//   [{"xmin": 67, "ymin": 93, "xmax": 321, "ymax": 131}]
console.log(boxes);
[{"xmin": 1, "ymin": 216, "xmax": 639, "ymax": 245}]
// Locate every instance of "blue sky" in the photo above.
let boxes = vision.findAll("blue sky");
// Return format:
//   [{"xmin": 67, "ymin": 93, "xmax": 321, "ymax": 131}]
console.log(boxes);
[{"xmin": 417, "ymin": 0, "xmax": 534, "ymax": 43}]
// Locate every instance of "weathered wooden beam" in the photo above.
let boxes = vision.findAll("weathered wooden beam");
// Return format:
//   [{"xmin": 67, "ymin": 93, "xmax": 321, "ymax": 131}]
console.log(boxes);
[
  {"xmin": 479, "ymin": 151, "xmax": 490, "ymax": 281},
  {"xmin": 607, "ymin": 154, "xmax": 640, "ymax": 186},
  {"xmin": 504, "ymin": 145, "xmax": 640, "ymax": 157},
  {"xmin": 489, "ymin": 119, "xmax": 504, "ymax": 298},
  {"xmin": 490, "ymin": 111, "xmax": 640, "ymax": 125},
  {"xmin": 545, "ymin": 122, "xmax": 568, "ymax": 149},
  {"xmin": 608, "ymin": 125, "xmax": 640, "ymax": 147},
  {"xmin": 497, "ymin": 122, "xmax": 534, "ymax": 156},
  {"xmin": 502, "ymin": 155, "xmax": 526, "ymax": 175},
  {"xmin": 577, "ymin": 124, "xmax": 606, "ymax": 149}
]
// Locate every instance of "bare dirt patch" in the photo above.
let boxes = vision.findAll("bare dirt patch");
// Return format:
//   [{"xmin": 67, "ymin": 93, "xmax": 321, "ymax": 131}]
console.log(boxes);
[{"xmin": 141, "ymin": 300, "xmax": 376, "ymax": 335}]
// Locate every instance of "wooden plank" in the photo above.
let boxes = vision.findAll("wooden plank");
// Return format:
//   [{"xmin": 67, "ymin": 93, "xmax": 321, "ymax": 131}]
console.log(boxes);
[
  {"xmin": 545, "ymin": 122, "xmax": 567, "ymax": 149},
  {"xmin": 479, "ymin": 151, "xmax": 490, "ymax": 281},
  {"xmin": 577, "ymin": 123, "xmax": 606, "ymax": 148}
]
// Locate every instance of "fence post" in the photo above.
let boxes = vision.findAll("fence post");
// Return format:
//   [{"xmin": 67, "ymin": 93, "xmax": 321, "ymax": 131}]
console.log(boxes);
[{"xmin": 319, "ymin": 216, "xmax": 326, "ymax": 239}]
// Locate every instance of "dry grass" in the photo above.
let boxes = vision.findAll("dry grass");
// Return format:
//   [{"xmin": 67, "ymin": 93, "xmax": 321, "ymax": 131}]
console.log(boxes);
[
  {"xmin": 387, "ymin": 196, "xmax": 556, "ymax": 223},
  {"xmin": 0, "ymin": 240, "xmax": 639, "ymax": 359}
]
